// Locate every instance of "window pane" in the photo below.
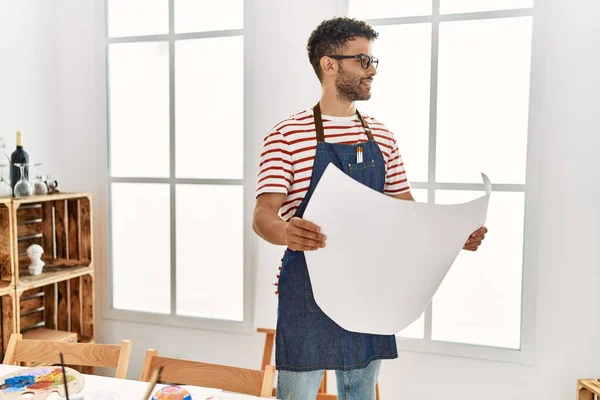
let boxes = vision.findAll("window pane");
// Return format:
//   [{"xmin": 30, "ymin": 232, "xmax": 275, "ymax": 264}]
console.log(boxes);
[
  {"xmin": 436, "ymin": 17, "xmax": 532, "ymax": 184},
  {"xmin": 441, "ymin": 0, "xmax": 533, "ymax": 14},
  {"xmin": 111, "ymin": 183, "xmax": 171, "ymax": 314},
  {"xmin": 358, "ymin": 24, "xmax": 431, "ymax": 182},
  {"xmin": 109, "ymin": 42, "xmax": 170, "ymax": 178},
  {"xmin": 432, "ymin": 190, "xmax": 524, "ymax": 349},
  {"xmin": 176, "ymin": 37, "xmax": 243, "ymax": 179},
  {"xmin": 349, "ymin": 0, "xmax": 432, "ymax": 19},
  {"xmin": 176, "ymin": 184, "xmax": 243, "ymax": 321},
  {"xmin": 107, "ymin": 0, "xmax": 168, "ymax": 38},
  {"xmin": 175, "ymin": 0, "xmax": 243, "ymax": 33}
]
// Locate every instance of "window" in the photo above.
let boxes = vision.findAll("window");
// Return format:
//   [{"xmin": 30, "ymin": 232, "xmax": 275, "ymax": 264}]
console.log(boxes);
[
  {"xmin": 106, "ymin": 0, "xmax": 249, "ymax": 331},
  {"xmin": 349, "ymin": 0, "xmax": 533, "ymax": 361}
]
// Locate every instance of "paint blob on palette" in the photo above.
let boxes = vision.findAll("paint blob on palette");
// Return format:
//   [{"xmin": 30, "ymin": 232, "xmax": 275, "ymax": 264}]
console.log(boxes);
[
  {"xmin": 0, "ymin": 366, "xmax": 84, "ymax": 399},
  {"xmin": 152, "ymin": 385, "xmax": 193, "ymax": 400}
]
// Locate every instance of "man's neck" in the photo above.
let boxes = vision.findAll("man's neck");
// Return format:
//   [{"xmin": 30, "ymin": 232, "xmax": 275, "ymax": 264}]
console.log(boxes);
[{"xmin": 318, "ymin": 89, "xmax": 355, "ymax": 117}]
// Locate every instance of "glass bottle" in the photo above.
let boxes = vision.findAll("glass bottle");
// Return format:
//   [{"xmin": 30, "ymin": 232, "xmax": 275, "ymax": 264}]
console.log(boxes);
[
  {"xmin": 32, "ymin": 163, "xmax": 48, "ymax": 195},
  {"xmin": 13, "ymin": 163, "xmax": 33, "ymax": 197}
]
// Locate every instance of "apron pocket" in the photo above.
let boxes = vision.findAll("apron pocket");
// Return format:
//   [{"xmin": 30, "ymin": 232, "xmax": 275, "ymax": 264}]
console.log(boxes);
[{"xmin": 347, "ymin": 159, "xmax": 379, "ymax": 190}]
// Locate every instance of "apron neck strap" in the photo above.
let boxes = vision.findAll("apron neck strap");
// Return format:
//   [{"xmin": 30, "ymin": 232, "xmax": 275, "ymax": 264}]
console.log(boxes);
[
  {"xmin": 356, "ymin": 109, "xmax": 375, "ymax": 141},
  {"xmin": 314, "ymin": 103, "xmax": 326, "ymax": 143},
  {"xmin": 313, "ymin": 103, "xmax": 375, "ymax": 143}
]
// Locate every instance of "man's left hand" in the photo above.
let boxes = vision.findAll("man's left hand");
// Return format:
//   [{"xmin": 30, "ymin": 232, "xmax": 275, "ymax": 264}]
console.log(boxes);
[{"xmin": 463, "ymin": 226, "xmax": 488, "ymax": 251}]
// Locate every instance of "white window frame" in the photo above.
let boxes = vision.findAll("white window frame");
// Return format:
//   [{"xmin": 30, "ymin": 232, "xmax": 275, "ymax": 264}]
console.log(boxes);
[
  {"xmin": 344, "ymin": 0, "xmax": 538, "ymax": 364},
  {"xmin": 102, "ymin": 0, "xmax": 255, "ymax": 334}
]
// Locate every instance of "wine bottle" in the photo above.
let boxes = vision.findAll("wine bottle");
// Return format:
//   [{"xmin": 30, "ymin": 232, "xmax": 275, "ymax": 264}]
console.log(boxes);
[{"xmin": 10, "ymin": 131, "xmax": 29, "ymax": 191}]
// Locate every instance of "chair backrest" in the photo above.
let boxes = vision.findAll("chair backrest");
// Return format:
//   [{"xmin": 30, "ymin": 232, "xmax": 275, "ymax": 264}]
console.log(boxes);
[
  {"xmin": 140, "ymin": 349, "xmax": 276, "ymax": 398},
  {"xmin": 257, "ymin": 327, "xmax": 276, "ymax": 370},
  {"xmin": 3, "ymin": 333, "xmax": 132, "ymax": 379}
]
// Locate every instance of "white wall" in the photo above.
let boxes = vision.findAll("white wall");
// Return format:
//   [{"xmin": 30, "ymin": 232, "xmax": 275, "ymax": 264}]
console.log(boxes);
[
  {"xmin": 19, "ymin": 0, "xmax": 600, "ymax": 398},
  {"xmin": 0, "ymin": 1, "xmax": 60, "ymax": 178}
]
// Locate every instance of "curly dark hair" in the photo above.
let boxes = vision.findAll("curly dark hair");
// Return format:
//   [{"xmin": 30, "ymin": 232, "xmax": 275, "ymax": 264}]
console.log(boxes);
[{"xmin": 307, "ymin": 17, "xmax": 379, "ymax": 81}]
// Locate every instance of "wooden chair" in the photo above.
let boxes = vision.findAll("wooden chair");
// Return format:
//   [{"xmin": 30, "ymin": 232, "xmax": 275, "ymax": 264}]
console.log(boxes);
[
  {"xmin": 3, "ymin": 333, "xmax": 132, "ymax": 379},
  {"xmin": 140, "ymin": 349, "xmax": 276, "ymax": 398},
  {"xmin": 577, "ymin": 379, "xmax": 600, "ymax": 399},
  {"xmin": 257, "ymin": 327, "xmax": 381, "ymax": 400}
]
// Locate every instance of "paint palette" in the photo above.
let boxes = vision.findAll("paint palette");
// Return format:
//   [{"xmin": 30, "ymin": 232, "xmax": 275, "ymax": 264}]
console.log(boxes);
[
  {"xmin": 151, "ymin": 385, "xmax": 192, "ymax": 400},
  {"xmin": 0, "ymin": 366, "xmax": 84, "ymax": 400}
]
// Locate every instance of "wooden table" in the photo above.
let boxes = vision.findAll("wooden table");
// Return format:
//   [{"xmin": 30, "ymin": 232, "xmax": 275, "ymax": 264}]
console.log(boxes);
[{"xmin": 0, "ymin": 364, "xmax": 263, "ymax": 399}]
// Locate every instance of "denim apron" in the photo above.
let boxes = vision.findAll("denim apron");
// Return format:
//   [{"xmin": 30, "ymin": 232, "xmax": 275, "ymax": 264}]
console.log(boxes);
[{"xmin": 275, "ymin": 103, "xmax": 398, "ymax": 372}]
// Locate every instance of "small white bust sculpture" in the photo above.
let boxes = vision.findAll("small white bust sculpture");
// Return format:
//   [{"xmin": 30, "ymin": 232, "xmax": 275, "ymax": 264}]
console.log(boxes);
[{"xmin": 27, "ymin": 244, "xmax": 45, "ymax": 275}]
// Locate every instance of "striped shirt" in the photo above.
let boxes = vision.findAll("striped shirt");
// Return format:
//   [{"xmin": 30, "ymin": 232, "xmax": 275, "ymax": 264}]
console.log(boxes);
[{"xmin": 256, "ymin": 108, "xmax": 411, "ymax": 221}]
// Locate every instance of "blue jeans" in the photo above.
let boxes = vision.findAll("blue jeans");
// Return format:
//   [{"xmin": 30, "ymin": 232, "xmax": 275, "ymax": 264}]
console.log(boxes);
[{"xmin": 276, "ymin": 360, "xmax": 381, "ymax": 400}]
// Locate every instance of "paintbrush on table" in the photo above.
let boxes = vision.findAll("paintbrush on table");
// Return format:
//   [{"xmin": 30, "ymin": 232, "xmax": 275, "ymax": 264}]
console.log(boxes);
[
  {"xmin": 59, "ymin": 352, "xmax": 70, "ymax": 400},
  {"xmin": 142, "ymin": 366, "xmax": 163, "ymax": 400}
]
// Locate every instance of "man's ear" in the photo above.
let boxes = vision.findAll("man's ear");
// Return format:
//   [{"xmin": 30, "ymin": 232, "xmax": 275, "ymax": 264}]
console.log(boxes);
[{"xmin": 320, "ymin": 56, "xmax": 338, "ymax": 78}]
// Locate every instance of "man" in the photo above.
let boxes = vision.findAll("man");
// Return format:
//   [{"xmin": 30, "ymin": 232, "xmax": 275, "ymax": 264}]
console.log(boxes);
[{"xmin": 253, "ymin": 17, "xmax": 487, "ymax": 400}]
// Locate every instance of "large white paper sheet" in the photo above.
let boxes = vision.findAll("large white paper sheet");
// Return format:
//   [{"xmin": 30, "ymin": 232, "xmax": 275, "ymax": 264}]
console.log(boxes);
[{"xmin": 304, "ymin": 164, "xmax": 491, "ymax": 335}]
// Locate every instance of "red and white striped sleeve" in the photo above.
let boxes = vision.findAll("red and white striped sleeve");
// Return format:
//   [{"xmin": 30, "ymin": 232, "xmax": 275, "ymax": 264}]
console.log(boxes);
[
  {"xmin": 256, "ymin": 129, "xmax": 294, "ymax": 197},
  {"xmin": 384, "ymin": 138, "xmax": 411, "ymax": 196}
]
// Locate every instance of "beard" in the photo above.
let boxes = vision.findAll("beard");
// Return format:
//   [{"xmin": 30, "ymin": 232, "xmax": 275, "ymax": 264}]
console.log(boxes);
[{"xmin": 335, "ymin": 67, "xmax": 372, "ymax": 102}]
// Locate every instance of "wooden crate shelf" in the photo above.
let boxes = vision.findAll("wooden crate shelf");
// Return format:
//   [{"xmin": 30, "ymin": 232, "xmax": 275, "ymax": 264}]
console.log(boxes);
[
  {"xmin": 16, "ymin": 272, "xmax": 95, "ymax": 342},
  {"xmin": 0, "ymin": 192, "xmax": 95, "ymax": 360},
  {"xmin": 0, "ymin": 291, "xmax": 17, "ymax": 360},
  {"xmin": 10, "ymin": 193, "xmax": 92, "ymax": 289},
  {"xmin": 17, "ymin": 265, "xmax": 93, "ymax": 292},
  {"xmin": 0, "ymin": 200, "xmax": 16, "ymax": 291},
  {"xmin": 12, "ymin": 192, "xmax": 92, "ymax": 205},
  {"xmin": 0, "ymin": 282, "xmax": 12, "ymax": 296}
]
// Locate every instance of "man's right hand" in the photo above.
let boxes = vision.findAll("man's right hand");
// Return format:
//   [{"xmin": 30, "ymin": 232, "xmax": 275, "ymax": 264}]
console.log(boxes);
[
  {"xmin": 284, "ymin": 217, "xmax": 326, "ymax": 251},
  {"xmin": 253, "ymin": 193, "xmax": 326, "ymax": 250}
]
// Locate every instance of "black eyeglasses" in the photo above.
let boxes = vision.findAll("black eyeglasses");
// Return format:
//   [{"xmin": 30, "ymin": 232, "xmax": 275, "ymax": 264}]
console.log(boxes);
[{"xmin": 327, "ymin": 54, "xmax": 379, "ymax": 70}]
